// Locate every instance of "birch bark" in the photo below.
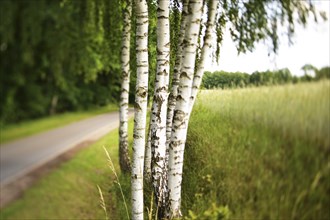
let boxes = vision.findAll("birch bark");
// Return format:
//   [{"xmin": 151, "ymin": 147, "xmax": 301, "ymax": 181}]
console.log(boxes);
[
  {"xmin": 167, "ymin": 0, "xmax": 203, "ymax": 217},
  {"xmin": 144, "ymin": 127, "xmax": 152, "ymax": 180},
  {"xmin": 189, "ymin": 0, "xmax": 218, "ymax": 114},
  {"xmin": 166, "ymin": 0, "xmax": 189, "ymax": 147},
  {"xmin": 119, "ymin": 0, "xmax": 132, "ymax": 173},
  {"xmin": 131, "ymin": 0, "xmax": 149, "ymax": 219},
  {"xmin": 150, "ymin": 0, "xmax": 170, "ymax": 218}
]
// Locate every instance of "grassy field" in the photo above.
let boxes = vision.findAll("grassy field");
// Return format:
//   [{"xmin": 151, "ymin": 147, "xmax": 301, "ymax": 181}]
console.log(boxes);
[
  {"xmin": 1, "ymin": 81, "xmax": 329, "ymax": 219},
  {"xmin": 181, "ymin": 80, "xmax": 330, "ymax": 219},
  {"xmin": 0, "ymin": 104, "xmax": 118, "ymax": 144}
]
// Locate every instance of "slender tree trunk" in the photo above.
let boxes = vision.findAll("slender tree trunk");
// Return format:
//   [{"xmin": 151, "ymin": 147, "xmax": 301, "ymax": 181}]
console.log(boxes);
[
  {"xmin": 144, "ymin": 127, "xmax": 152, "ymax": 180},
  {"xmin": 131, "ymin": 0, "xmax": 149, "ymax": 219},
  {"xmin": 189, "ymin": 0, "xmax": 218, "ymax": 114},
  {"xmin": 149, "ymin": 0, "xmax": 170, "ymax": 218},
  {"xmin": 49, "ymin": 95, "xmax": 58, "ymax": 115},
  {"xmin": 119, "ymin": 0, "xmax": 132, "ymax": 173},
  {"xmin": 166, "ymin": 0, "xmax": 189, "ymax": 148},
  {"xmin": 167, "ymin": 0, "xmax": 203, "ymax": 217}
]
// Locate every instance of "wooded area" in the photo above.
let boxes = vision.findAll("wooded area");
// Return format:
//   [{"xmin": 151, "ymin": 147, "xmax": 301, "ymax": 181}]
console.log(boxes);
[{"xmin": 203, "ymin": 66, "xmax": 330, "ymax": 89}]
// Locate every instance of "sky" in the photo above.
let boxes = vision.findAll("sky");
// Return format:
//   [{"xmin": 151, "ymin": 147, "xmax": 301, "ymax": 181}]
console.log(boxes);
[{"xmin": 205, "ymin": 1, "xmax": 330, "ymax": 76}]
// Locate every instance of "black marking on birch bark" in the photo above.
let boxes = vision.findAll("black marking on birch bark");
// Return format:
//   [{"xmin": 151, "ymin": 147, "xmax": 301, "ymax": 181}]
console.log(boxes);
[
  {"xmin": 136, "ymin": 48, "xmax": 148, "ymax": 52},
  {"xmin": 157, "ymin": 69, "xmax": 166, "ymax": 75},
  {"xmin": 162, "ymin": 60, "xmax": 170, "ymax": 66},
  {"xmin": 136, "ymin": 15, "xmax": 148, "ymax": 19},
  {"xmin": 133, "ymin": 134, "xmax": 143, "ymax": 139},
  {"xmin": 157, "ymin": 7, "xmax": 165, "ymax": 12},
  {"xmin": 136, "ymin": 64, "xmax": 148, "ymax": 68},
  {"xmin": 176, "ymin": 95, "xmax": 185, "ymax": 102},
  {"xmin": 134, "ymin": 102, "xmax": 142, "ymax": 111},
  {"xmin": 136, "ymin": 86, "xmax": 147, "ymax": 98},
  {"xmin": 158, "ymin": 16, "xmax": 168, "ymax": 19},
  {"xmin": 120, "ymin": 103, "xmax": 128, "ymax": 107},
  {"xmin": 154, "ymin": 94, "xmax": 164, "ymax": 123},
  {"xmin": 121, "ymin": 88, "xmax": 129, "ymax": 93},
  {"xmin": 179, "ymin": 71, "xmax": 191, "ymax": 79}
]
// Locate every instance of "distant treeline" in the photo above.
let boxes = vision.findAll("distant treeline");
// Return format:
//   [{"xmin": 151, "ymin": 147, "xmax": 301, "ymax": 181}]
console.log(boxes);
[{"xmin": 202, "ymin": 66, "xmax": 330, "ymax": 89}]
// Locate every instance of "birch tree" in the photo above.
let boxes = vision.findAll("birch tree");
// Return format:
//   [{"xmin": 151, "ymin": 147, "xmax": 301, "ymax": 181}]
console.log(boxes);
[
  {"xmin": 167, "ymin": 0, "xmax": 204, "ymax": 217},
  {"xmin": 150, "ymin": 0, "xmax": 170, "ymax": 218},
  {"xmin": 131, "ymin": 0, "xmax": 149, "ymax": 218},
  {"xmin": 119, "ymin": 0, "xmax": 132, "ymax": 173},
  {"xmin": 189, "ymin": 0, "xmax": 218, "ymax": 114},
  {"xmin": 166, "ymin": 0, "xmax": 189, "ymax": 147},
  {"xmin": 144, "ymin": 127, "xmax": 152, "ymax": 180}
]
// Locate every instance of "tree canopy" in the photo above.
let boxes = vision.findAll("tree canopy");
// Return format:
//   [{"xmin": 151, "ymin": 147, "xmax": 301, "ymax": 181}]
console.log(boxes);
[{"xmin": 0, "ymin": 0, "xmax": 122, "ymax": 124}]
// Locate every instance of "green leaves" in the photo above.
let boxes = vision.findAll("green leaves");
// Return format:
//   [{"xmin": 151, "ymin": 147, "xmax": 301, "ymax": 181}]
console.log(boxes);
[
  {"xmin": 218, "ymin": 0, "xmax": 323, "ymax": 54},
  {"xmin": 0, "ymin": 0, "xmax": 122, "ymax": 124}
]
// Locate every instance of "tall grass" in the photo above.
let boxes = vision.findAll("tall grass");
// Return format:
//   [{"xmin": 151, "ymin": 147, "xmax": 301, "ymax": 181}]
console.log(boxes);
[{"xmin": 182, "ymin": 80, "xmax": 330, "ymax": 219}]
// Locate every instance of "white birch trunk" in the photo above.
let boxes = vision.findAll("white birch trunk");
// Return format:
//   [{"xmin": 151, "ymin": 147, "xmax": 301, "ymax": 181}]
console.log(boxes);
[
  {"xmin": 189, "ymin": 0, "xmax": 218, "ymax": 115},
  {"xmin": 166, "ymin": 0, "xmax": 189, "ymax": 148},
  {"xmin": 131, "ymin": 0, "xmax": 149, "ymax": 219},
  {"xmin": 119, "ymin": 0, "xmax": 132, "ymax": 173},
  {"xmin": 144, "ymin": 127, "xmax": 152, "ymax": 180},
  {"xmin": 167, "ymin": 0, "xmax": 203, "ymax": 217},
  {"xmin": 150, "ymin": 0, "xmax": 170, "ymax": 218}
]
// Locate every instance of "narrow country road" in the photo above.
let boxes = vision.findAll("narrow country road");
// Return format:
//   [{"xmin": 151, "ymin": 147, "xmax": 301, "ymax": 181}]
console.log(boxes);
[{"xmin": 0, "ymin": 110, "xmax": 133, "ymax": 188}]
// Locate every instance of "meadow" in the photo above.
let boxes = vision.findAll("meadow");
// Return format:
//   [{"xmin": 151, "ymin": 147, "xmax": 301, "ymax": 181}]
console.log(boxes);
[
  {"xmin": 1, "ymin": 81, "xmax": 329, "ymax": 219},
  {"xmin": 181, "ymin": 80, "xmax": 330, "ymax": 219}
]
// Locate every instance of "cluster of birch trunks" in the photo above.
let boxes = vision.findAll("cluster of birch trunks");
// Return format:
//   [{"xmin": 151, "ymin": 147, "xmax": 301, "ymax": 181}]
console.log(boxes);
[
  {"xmin": 117, "ymin": 0, "xmax": 317, "ymax": 218},
  {"xmin": 119, "ymin": 0, "xmax": 218, "ymax": 218}
]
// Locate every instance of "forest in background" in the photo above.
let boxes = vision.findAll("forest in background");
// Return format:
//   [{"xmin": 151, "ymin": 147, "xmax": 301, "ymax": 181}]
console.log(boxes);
[
  {"xmin": 0, "ymin": 0, "xmax": 121, "ymax": 124},
  {"xmin": 202, "ymin": 66, "xmax": 330, "ymax": 89}
]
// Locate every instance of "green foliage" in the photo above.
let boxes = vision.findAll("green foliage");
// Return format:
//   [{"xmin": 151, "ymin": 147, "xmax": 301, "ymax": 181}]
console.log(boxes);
[
  {"xmin": 202, "ymin": 71, "xmax": 250, "ymax": 89},
  {"xmin": 316, "ymin": 66, "xmax": 330, "ymax": 80},
  {"xmin": 0, "ymin": 0, "xmax": 122, "ymax": 125},
  {"xmin": 202, "ymin": 67, "xmax": 330, "ymax": 89},
  {"xmin": 218, "ymin": 0, "xmax": 326, "ymax": 55},
  {"xmin": 186, "ymin": 204, "xmax": 230, "ymax": 220}
]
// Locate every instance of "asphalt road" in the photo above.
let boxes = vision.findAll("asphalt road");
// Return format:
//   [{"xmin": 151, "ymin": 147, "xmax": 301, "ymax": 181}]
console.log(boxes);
[{"xmin": 0, "ymin": 110, "xmax": 133, "ymax": 187}]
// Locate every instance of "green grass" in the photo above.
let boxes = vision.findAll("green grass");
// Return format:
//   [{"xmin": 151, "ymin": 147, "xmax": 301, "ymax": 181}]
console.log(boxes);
[
  {"xmin": 0, "ymin": 118, "xmax": 134, "ymax": 220},
  {"xmin": 0, "ymin": 104, "xmax": 118, "ymax": 144},
  {"xmin": 182, "ymin": 80, "xmax": 330, "ymax": 219}
]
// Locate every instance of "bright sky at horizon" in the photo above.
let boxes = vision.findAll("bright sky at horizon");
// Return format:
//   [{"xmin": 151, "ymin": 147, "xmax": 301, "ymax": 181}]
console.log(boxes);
[{"xmin": 205, "ymin": 1, "xmax": 330, "ymax": 76}]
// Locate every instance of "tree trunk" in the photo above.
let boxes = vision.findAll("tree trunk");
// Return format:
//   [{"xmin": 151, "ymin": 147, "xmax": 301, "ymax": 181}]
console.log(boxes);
[
  {"xmin": 144, "ymin": 127, "xmax": 152, "ymax": 180},
  {"xmin": 49, "ymin": 95, "xmax": 58, "ymax": 116},
  {"xmin": 189, "ymin": 0, "xmax": 218, "ymax": 114},
  {"xmin": 150, "ymin": 0, "xmax": 170, "ymax": 218},
  {"xmin": 166, "ymin": 0, "xmax": 189, "ymax": 148},
  {"xmin": 119, "ymin": 0, "xmax": 132, "ymax": 173},
  {"xmin": 131, "ymin": 0, "xmax": 149, "ymax": 219},
  {"xmin": 167, "ymin": 0, "xmax": 203, "ymax": 217}
]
